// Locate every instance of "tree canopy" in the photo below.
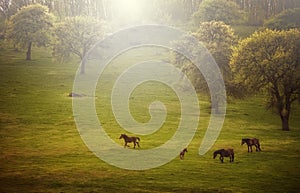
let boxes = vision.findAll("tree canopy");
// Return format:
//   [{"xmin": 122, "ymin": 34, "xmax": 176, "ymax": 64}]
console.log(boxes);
[
  {"xmin": 172, "ymin": 21, "xmax": 238, "ymax": 112},
  {"xmin": 230, "ymin": 29, "xmax": 300, "ymax": 131},
  {"xmin": 6, "ymin": 3, "xmax": 53, "ymax": 60},
  {"xmin": 194, "ymin": 21, "xmax": 238, "ymax": 77},
  {"xmin": 52, "ymin": 16, "xmax": 107, "ymax": 74},
  {"xmin": 174, "ymin": 21, "xmax": 238, "ymax": 88}
]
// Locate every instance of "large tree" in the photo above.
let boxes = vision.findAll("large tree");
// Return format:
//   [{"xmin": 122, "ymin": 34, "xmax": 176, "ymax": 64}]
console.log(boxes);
[
  {"xmin": 6, "ymin": 4, "xmax": 53, "ymax": 60},
  {"xmin": 230, "ymin": 29, "xmax": 300, "ymax": 131},
  {"xmin": 52, "ymin": 16, "xmax": 107, "ymax": 74}
]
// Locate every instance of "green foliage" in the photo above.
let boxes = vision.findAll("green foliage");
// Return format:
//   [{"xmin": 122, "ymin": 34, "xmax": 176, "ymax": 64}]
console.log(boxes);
[
  {"xmin": 52, "ymin": 16, "xmax": 107, "ymax": 73},
  {"xmin": 264, "ymin": 8, "xmax": 300, "ymax": 30},
  {"xmin": 6, "ymin": 4, "xmax": 54, "ymax": 60},
  {"xmin": 173, "ymin": 21, "xmax": 238, "ymax": 92},
  {"xmin": 172, "ymin": 21, "xmax": 239, "ymax": 113},
  {"xmin": 193, "ymin": 0, "xmax": 245, "ymax": 26},
  {"xmin": 230, "ymin": 29, "xmax": 300, "ymax": 130},
  {"xmin": 194, "ymin": 21, "xmax": 238, "ymax": 77}
]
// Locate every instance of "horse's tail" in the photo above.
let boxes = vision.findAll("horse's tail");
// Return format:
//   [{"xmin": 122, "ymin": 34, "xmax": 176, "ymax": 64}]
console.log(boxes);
[{"xmin": 136, "ymin": 137, "xmax": 140, "ymax": 142}]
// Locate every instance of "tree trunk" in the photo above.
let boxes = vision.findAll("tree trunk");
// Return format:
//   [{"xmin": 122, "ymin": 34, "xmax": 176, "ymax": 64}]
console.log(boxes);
[
  {"xmin": 279, "ymin": 105, "xmax": 290, "ymax": 131},
  {"xmin": 26, "ymin": 42, "xmax": 32, "ymax": 60},
  {"xmin": 280, "ymin": 115, "xmax": 290, "ymax": 131},
  {"xmin": 80, "ymin": 49, "xmax": 87, "ymax": 74},
  {"xmin": 80, "ymin": 59, "xmax": 86, "ymax": 74}
]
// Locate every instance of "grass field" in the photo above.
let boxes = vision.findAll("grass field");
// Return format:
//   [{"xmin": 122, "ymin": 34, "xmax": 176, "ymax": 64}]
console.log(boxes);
[{"xmin": 0, "ymin": 46, "xmax": 300, "ymax": 192}]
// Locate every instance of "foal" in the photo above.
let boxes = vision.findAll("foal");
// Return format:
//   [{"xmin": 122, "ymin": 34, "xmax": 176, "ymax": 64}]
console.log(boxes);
[
  {"xmin": 213, "ymin": 149, "xmax": 234, "ymax": 163},
  {"xmin": 179, "ymin": 148, "xmax": 188, "ymax": 160},
  {"xmin": 241, "ymin": 138, "xmax": 261, "ymax": 152}
]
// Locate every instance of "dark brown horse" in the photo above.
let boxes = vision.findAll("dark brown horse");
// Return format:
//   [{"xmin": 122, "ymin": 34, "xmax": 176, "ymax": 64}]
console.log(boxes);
[
  {"xmin": 179, "ymin": 148, "xmax": 188, "ymax": 160},
  {"xmin": 119, "ymin": 134, "xmax": 140, "ymax": 148},
  {"xmin": 213, "ymin": 149, "xmax": 234, "ymax": 163},
  {"xmin": 241, "ymin": 138, "xmax": 261, "ymax": 152}
]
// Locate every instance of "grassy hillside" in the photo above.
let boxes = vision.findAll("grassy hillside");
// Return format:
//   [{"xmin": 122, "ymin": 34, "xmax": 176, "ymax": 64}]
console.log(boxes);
[{"xmin": 0, "ymin": 46, "xmax": 299, "ymax": 192}]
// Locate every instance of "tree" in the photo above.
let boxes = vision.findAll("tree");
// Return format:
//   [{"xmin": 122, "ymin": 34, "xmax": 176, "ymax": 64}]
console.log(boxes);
[
  {"xmin": 194, "ymin": 21, "xmax": 238, "ymax": 77},
  {"xmin": 6, "ymin": 4, "xmax": 53, "ymax": 60},
  {"xmin": 173, "ymin": 21, "xmax": 238, "ymax": 87},
  {"xmin": 230, "ymin": 29, "xmax": 300, "ymax": 131},
  {"xmin": 264, "ymin": 8, "xmax": 300, "ymax": 30},
  {"xmin": 192, "ymin": 0, "xmax": 245, "ymax": 26},
  {"xmin": 173, "ymin": 21, "xmax": 238, "ymax": 112},
  {"xmin": 52, "ymin": 16, "xmax": 107, "ymax": 74}
]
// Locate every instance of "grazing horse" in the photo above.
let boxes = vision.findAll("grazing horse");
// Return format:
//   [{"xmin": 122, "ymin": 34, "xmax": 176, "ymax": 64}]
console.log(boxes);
[
  {"xmin": 119, "ymin": 134, "xmax": 140, "ymax": 148},
  {"xmin": 213, "ymin": 149, "xmax": 234, "ymax": 163},
  {"xmin": 241, "ymin": 138, "xmax": 261, "ymax": 152},
  {"xmin": 179, "ymin": 148, "xmax": 188, "ymax": 160}
]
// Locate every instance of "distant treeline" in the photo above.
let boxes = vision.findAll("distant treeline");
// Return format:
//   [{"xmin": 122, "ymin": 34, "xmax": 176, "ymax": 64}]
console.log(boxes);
[{"xmin": 1, "ymin": 0, "xmax": 299, "ymax": 25}]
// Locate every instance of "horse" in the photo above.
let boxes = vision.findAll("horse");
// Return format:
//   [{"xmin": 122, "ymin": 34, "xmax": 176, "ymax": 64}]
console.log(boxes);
[
  {"xmin": 179, "ymin": 148, "xmax": 188, "ymax": 160},
  {"xmin": 241, "ymin": 138, "xmax": 261, "ymax": 152},
  {"xmin": 213, "ymin": 149, "xmax": 234, "ymax": 163},
  {"xmin": 119, "ymin": 134, "xmax": 140, "ymax": 148}
]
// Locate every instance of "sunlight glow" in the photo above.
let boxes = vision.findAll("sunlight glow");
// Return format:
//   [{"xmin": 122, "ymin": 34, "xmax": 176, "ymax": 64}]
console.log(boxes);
[{"xmin": 113, "ymin": 0, "xmax": 146, "ymax": 24}]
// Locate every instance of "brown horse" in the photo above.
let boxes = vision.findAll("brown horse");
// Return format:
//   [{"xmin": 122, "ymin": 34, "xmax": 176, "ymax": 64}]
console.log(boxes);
[
  {"xmin": 241, "ymin": 138, "xmax": 261, "ymax": 152},
  {"xmin": 119, "ymin": 134, "xmax": 140, "ymax": 148},
  {"xmin": 213, "ymin": 149, "xmax": 234, "ymax": 163},
  {"xmin": 179, "ymin": 148, "xmax": 188, "ymax": 160}
]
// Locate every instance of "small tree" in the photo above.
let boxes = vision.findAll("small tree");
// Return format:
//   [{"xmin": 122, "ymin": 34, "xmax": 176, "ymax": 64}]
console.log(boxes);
[
  {"xmin": 52, "ymin": 16, "xmax": 107, "ymax": 74},
  {"xmin": 6, "ymin": 4, "xmax": 53, "ymax": 60},
  {"xmin": 230, "ymin": 29, "xmax": 300, "ymax": 131}
]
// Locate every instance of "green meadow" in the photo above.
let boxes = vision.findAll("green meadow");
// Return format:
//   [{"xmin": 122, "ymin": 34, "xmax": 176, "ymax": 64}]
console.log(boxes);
[{"xmin": 0, "ymin": 47, "xmax": 300, "ymax": 192}]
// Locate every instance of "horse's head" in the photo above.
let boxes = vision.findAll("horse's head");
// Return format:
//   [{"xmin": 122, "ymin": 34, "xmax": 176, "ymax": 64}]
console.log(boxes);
[
  {"xmin": 213, "ymin": 151, "xmax": 217, "ymax": 159},
  {"xmin": 241, "ymin": 138, "xmax": 248, "ymax": 145},
  {"xmin": 119, "ymin": 134, "xmax": 125, "ymax": 139},
  {"xmin": 183, "ymin": 148, "xmax": 188, "ymax": 152}
]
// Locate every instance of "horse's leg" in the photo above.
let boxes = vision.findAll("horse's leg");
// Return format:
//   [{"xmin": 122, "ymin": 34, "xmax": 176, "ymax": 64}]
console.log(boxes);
[
  {"xmin": 247, "ymin": 145, "xmax": 250, "ymax": 152},
  {"xmin": 255, "ymin": 144, "xmax": 258, "ymax": 151},
  {"xmin": 257, "ymin": 143, "xmax": 261, "ymax": 151},
  {"xmin": 220, "ymin": 156, "xmax": 224, "ymax": 163},
  {"xmin": 137, "ymin": 141, "xmax": 140, "ymax": 148},
  {"xmin": 250, "ymin": 145, "xmax": 253, "ymax": 152},
  {"xmin": 124, "ymin": 142, "xmax": 127, "ymax": 148},
  {"xmin": 133, "ymin": 142, "xmax": 136, "ymax": 148}
]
